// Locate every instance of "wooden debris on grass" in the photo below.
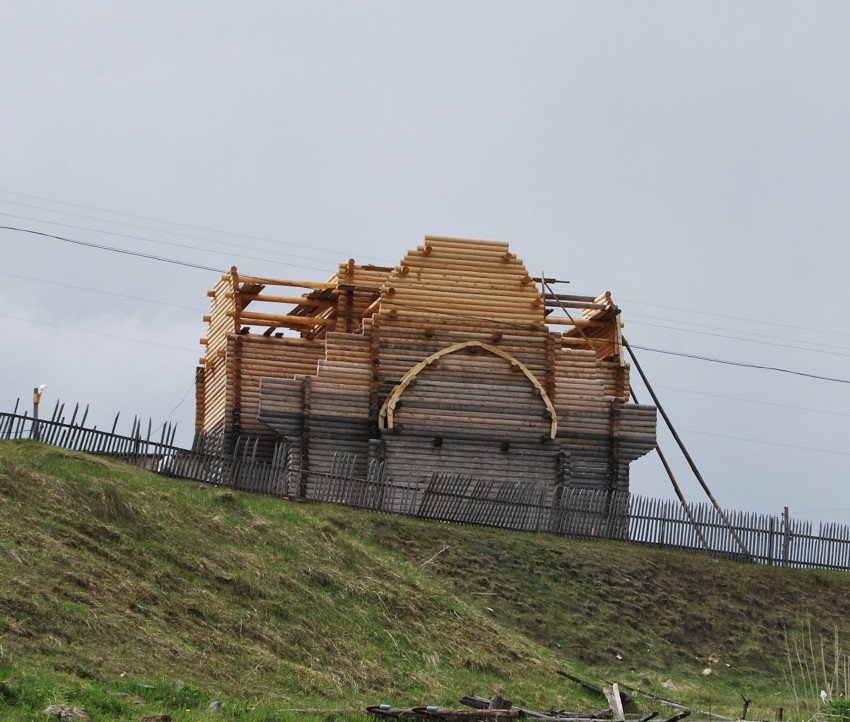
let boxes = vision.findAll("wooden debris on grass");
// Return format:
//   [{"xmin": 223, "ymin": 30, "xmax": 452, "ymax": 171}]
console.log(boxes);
[
  {"xmin": 603, "ymin": 684, "xmax": 625, "ymax": 722},
  {"xmin": 367, "ymin": 688, "xmax": 687, "ymax": 722}
]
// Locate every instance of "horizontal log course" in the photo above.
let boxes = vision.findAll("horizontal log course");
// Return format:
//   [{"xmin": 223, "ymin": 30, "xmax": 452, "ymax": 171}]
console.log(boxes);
[
  {"xmin": 554, "ymin": 353, "xmax": 599, "ymax": 364},
  {"xmin": 616, "ymin": 435, "xmax": 657, "ymax": 446},
  {"xmin": 393, "ymin": 263, "xmax": 530, "ymax": 283},
  {"xmin": 239, "ymin": 352, "xmax": 323, "ymax": 368},
  {"xmin": 546, "ymin": 317, "xmax": 615, "ymax": 328},
  {"xmin": 376, "ymin": 347, "xmax": 550, "ymax": 372},
  {"xmin": 386, "ymin": 278, "xmax": 539, "ymax": 299},
  {"xmin": 314, "ymin": 375, "xmax": 371, "ymax": 389},
  {"xmin": 555, "ymin": 348, "xmax": 598, "ymax": 359},
  {"xmin": 238, "ymin": 335, "xmax": 324, "ymax": 351},
  {"xmin": 307, "ymin": 399, "xmax": 370, "ymax": 415},
  {"xmin": 230, "ymin": 310, "xmax": 338, "ymax": 328},
  {"xmin": 309, "ymin": 377, "xmax": 372, "ymax": 393},
  {"xmin": 558, "ymin": 337, "xmax": 597, "ymax": 349},
  {"xmin": 236, "ymin": 366, "xmax": 316, "ymax": 381},
  {"xmin": 228, "ymin": 291, "xmax": 337, "ymax": 308},
  {"xmin": 406, "ymin": 241, "xmax": 522, "ymax": 259},
  {"xmin": 392, "ymin": 417, "xmax": 550, "ymax": 437},
  {"xmin": 378, "ymin": 328, "xmax": 549, "ymax": 348},
  {"xmin": 555, "ymin": 400, "xmax": 613, "ymax": 412},
  {"xmin": 325, "ymin": 332, "xmax": 372, "ymax": 344},
  {"xmin": 555, "ymin": 378, "xmax": 607, "ymax": 389},
  {"xmin": 378, "ymin": 307, "xmax": 543, "ymax": 327},
  {"xmin": 315, "ymin": 369, "xmax": 371, "ymax": 384},
  {"xmin": 619, "ymin": 408, "xmax": 657, "ymax": 419},
  {"xmin": 301, "ymin": 419, "xmax": 372, "ymax": 435},
  {"xmin": 325, "ymin": 347, "xmax": 372, "ymax": 361},
  {"xmin": 380, "ymin": 315, "xmax": 544, "ymax": 334},
  {"xmin": 381, "ymin": 462, "xmax": 557, "ymax": 484},
  {"xmin": 397, "ymin": 405, "xmax": 548, "ymax": 423},
  {"xmin": 383, "ymin": 444, "xmax": 558, "ymax": 464},
  {"xmin": 423, "ymin": 235, "xmax": 511, "ymax": 249},
  {"xmin": 557, "ymin": 419, "xmax": 612, "ymax": 431},
  {"xmin": 377, "ymin": 332, "xmax": 550, "ymax": 353},
  {"xmin": 558, "ymin": 405, "xmax": 613, "ymax": 418},
  {"xmin": 380, "ymin": 306, "xmax": 543, "ymax": 327},
  {"xmin": 383, "ymin": 286, "xmax": 542, "ymax": 309},
  {"xmin": 388, "ymin": 262, "xmax": 533, "ymax": 280},
  {"xmin": 228, "ymin": 275, "xmax": 336, "ymax": 290},
  {"xmin": 258, "ymin": 403, "xmax": 304, "ymax": 421},
  {"xmin": 316, "ymin": 358, "xmax": 373, "ymax": 372},
  {"xmin": 393, "ymin": 374, "xmax": 547, "ymax": 396},
  {"xmin": 239, "ymin": 348, "xmax": 324, "ymax": 364},
  {"xmin": 381, "ymin": 293, "xmax": 541, "ymax": 313},
  {"xmin": 258, "ymin": 402, "xmax": 304, "ymax": 417},
  {"xmin": 379, "ymin": 383, "xmax": 551, "ymax": 407}
]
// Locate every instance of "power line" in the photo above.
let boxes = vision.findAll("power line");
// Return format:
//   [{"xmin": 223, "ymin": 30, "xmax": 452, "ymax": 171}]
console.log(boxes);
[
  {"xmin": 0, "ymin": 225, "xmax": 224, "ymax": 273},
  {"xmin": 654, "ymin": 383, "xmax": 850, "ymax": 419},
  {"xmin": 630, "ymin": 344, "xmax": 850, "ymax": 385},
  {"xmin": 622, "ymin": 297, "xmax": 850, "ymax": 340},
  {"xmin": 629, "ymin": 314, "xmax": 850, "ymax": 354},
  {"xmin": 0, "ymin": 199, "xmax": 351, "ymax": 268},
  {"xmin": 0, "ymin": 271, "xmax": 205, "ymax": 312},
  {"xmin": 628, "ymin": 320, "xmax": 850, "ymax": 359},
  {"xmin": 0, "ymin": 313, "xmax": 198, "ymax": 353},
  {"xmin": 0, "ymin": 213, "xmax": 330, "ymax": 274},
  {"xmin": 8, "ymin": 222, "xmax": 850, "ymax": 391},
  {"xmin": 0, "ymin": 189, "xmax": 396, "ymax": 265},
  {"xmin": 680, "ymin": 427, "xmax": 850, "ymax": 457}
]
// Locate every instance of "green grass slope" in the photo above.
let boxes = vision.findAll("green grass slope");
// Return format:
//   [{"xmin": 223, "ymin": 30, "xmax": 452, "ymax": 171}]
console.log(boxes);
[{"xmin": 1, "ymin": 441, "xmax": 849, "ymax": 721}]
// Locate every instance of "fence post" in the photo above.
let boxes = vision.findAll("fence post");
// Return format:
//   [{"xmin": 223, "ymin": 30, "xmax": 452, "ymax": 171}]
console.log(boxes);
[
  {"xmin": 32, "ymin": 386, "xmax": 45, "ymax": 441},
  {"xmin": 767, "ymin": 516, "xmax": 775, "ymax": 567},
  {"xmin": 782, "ymin": 506, "xmax": 791, "ymax": 567}
]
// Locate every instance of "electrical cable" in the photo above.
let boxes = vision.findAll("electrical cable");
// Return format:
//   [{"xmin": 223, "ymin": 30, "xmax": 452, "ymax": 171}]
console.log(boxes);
[
  {"xmin": 629, "ymin": 344, "xmax": 850, "ymax": 385},
  {"xmin": 0, "ymin": 189, "xmax": 396, "ymax": 264},
  {"xmin": 679, "ymin": 428, "xmax": 850, "ymax": 457},
  {"xmin": 0, "ymin": 199, "xmax": 354, "ymax": 263},
  {"xmin": 0, "ymin": 213, "xmax": 329, "ymax": 273},
  {"xmin": 0, "ymin": 225, "xmax": 224, "ymax": 273},
  {"xmin": 629, "ymin": 311, "xmax": 850, "ymax": 352},
  {"xmin": 654, "ymin": 384, "xmax": 850, "ymax": 419},
  {"xmin": 0, "ymin": 271, "xmax": 205, "ymax": 312},
  {"xmin": 0, "ymin": 313, "xmax": 198, "ymax": 353},
  {"xmin": 628, "ymin": 320, "xmax": 850, "ymax": 358},
  {"xmin": 7, "ymin": 221, "xmax": 850, "ymax": 390},
  {"xmin": 621, "ymin": 297, "xmax": 850, "ymax": 339}
]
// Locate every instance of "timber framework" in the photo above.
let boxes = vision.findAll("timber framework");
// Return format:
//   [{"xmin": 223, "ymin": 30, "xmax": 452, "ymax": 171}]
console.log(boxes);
[{"xmin": 194, "ymin": 235, "xmax": 657, "ymax": 509}]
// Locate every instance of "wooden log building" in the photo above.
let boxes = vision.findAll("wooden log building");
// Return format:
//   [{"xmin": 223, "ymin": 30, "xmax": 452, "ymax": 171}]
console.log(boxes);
[{"xmin": 195, "ymin": 236, "xmax": 656, "ymax": 504}]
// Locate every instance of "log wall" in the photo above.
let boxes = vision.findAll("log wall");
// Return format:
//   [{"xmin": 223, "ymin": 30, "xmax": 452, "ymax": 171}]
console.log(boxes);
[{"xmin": 196, "ymin": 235, "xmax": 657, "ymax": 500}]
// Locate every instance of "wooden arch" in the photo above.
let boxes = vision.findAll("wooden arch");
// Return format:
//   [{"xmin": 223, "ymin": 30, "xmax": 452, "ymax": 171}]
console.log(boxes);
[{"xmin": 379, "ymin": 340, "xmax": 558, "ymax": 438}]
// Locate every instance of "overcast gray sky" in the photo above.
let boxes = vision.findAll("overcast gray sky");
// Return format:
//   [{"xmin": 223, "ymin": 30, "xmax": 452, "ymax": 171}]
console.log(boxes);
[{"xmin": 4, "ymin": 2, "xmax": 850, "ymax": 525}]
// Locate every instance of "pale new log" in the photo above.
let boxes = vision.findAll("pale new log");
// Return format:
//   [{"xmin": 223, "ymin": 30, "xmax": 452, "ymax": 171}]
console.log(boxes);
[{"xmin": 232, "ymin": 275, "xmax": 336, "ymax": 290}]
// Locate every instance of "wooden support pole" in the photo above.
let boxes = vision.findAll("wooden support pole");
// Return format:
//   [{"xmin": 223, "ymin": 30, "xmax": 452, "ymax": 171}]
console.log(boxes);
[
  {"xmin": 630, "ymin": 387, "xmax": 711, "ymax": 552},
  {"xmin": 623, "ymin": 337, "xmax": 751, "ymax": 560}
]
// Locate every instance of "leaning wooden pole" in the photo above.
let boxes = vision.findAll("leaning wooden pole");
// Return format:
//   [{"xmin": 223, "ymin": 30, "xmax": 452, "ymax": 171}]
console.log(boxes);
[
  {"xmin": 623, "ymin": 337, "xmax": 751, "ymax": 559},
  {"xmin": 630, "ymin": 387, "xmax": 712, "ymax": 552}
]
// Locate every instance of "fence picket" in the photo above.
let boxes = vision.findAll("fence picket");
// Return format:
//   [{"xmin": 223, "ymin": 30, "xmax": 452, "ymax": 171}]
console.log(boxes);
[{"xmin": 3, "ymin": 406, "xmax": 850, "ymax": 572}]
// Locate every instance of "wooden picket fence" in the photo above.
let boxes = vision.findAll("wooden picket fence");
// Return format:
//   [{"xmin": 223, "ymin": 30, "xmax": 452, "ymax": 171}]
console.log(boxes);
[{"xmin": 2, "ymin": 403, "xmax": 849, "ymax": 572}]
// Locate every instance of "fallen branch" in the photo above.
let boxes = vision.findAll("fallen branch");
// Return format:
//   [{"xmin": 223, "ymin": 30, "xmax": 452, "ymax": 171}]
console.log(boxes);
[{"xmin": 420, "ymin": 545, "xmax": 450, "ymax": 567}]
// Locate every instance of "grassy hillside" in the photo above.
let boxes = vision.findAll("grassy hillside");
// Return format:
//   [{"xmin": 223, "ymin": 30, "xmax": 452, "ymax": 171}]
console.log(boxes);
[{"xmin": 1, "ymin": 441, "xmax": 849, "ymax": 721}]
